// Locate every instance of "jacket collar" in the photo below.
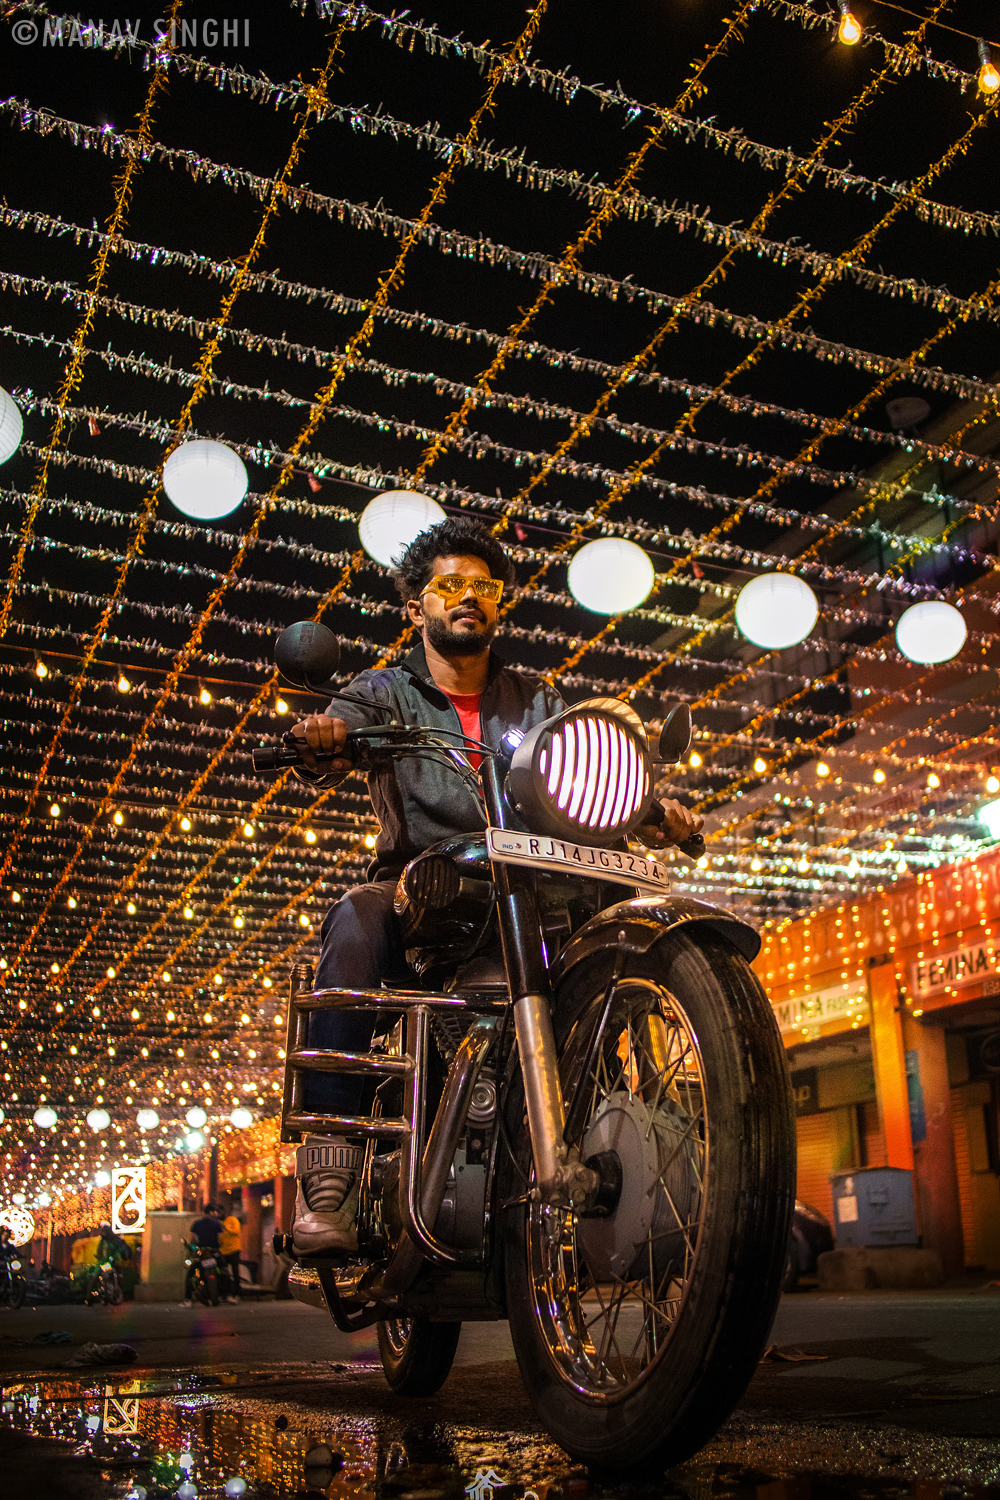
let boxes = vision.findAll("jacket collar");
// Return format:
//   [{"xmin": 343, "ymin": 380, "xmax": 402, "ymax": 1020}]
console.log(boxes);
[{"xmin": 401, "ymin": 639, "xmax": 507, "ymax": 695}]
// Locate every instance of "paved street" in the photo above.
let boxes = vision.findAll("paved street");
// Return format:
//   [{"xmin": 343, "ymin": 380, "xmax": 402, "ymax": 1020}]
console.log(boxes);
[{"xmin": 2, "ymin": 1289, "xmax": 999, "ymax": 1497}]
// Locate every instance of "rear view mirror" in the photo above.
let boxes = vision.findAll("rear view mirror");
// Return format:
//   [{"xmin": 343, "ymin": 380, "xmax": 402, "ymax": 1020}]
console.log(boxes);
[
  {"xmin": 274, "ymin": 621, "xmax": 341, "ymax": 694},
  {"xmin": 656, "ymin": 704, "xmax": 692, "ymax": 764}
]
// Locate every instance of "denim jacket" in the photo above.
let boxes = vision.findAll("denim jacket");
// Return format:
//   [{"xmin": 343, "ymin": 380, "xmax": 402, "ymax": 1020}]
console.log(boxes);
[{"xmin": 313, "ymin": 642, "xmax": 565, "ymax": 881}]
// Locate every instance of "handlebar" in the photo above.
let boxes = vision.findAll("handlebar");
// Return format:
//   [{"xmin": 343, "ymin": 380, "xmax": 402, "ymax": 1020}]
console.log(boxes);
[{"xmin": 253, "ymin": 731, "xmax": 707, "ymax": 860}]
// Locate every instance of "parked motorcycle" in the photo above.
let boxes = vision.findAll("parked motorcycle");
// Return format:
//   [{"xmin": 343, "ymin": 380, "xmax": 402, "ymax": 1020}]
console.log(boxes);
[
  {"xmin": 185, "ymin": 1243, "xmax": 221, "ymax": 1306},
  {"xmin": 0, "ymin": 1251, "xmax": 26, "ymax": 1309},
  {"xmin": 22, "ymin": 1261, "xmax": 72, "ymax": 1306},
  {"xmin": 254, "ymin": 622, "xmax": 795, "ymax": 1472}
]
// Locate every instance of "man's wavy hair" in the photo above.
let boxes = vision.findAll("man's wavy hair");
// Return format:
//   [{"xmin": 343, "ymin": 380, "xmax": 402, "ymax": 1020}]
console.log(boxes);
[{"xmin": 391, "ymin": 516, "xmax": 517, "ymax": 603}]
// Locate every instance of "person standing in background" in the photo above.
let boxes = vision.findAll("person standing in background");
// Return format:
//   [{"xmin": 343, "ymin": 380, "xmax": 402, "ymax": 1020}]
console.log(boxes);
[{"xmin": 219, "ymin": 1207, "xmax": 242, "ymax": 1302}]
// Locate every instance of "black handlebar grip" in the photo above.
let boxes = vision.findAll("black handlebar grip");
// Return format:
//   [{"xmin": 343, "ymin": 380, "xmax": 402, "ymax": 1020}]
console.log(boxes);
[
  {"xmin": 252, "ymin": 744, "xmax": 297, "ymax": 771},
  {"xmin": 676, "ymin": 832, "xmax": 705, "ymax": 859}
]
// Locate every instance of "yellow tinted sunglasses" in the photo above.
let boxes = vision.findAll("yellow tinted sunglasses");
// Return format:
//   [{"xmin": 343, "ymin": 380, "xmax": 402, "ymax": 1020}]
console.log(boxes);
[{"xmin": 421, "ymin": 574, "xmax": 504, "ymax": 603}]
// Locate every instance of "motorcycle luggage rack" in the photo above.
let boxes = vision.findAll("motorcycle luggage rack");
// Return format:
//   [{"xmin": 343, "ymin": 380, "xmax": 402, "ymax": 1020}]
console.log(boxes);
[{"xmin": 280, "ymin": 964, "xmax": 506, "ymax": 1144}]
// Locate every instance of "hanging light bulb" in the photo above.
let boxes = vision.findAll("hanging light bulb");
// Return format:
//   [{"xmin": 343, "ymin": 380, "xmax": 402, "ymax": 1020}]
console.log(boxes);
[
  {"xmin": 896, "ymin": 600, "xmax": 967, "ymax": 664},
  {"xmin": 33, "ymin": 1106, "xmax": 57, "ymax": 1129},
  {"xmin": 978, "ymin": 40, "xmax": 1000, "ymax": 94},
  {"xmin": 359, "ymin": 489, "xmax": 446, "ymax": 566},
  {"xmin": 199, "ymin": 685, "xmax": 213, "ymax": 706},
  {"xmin": 136, "ymin": 1108, "xmax": 159, "ymax": 1130},
  {"xmin": 837, "ymin": 1, "xmax": 862, "ymax": 44},
  {"xmin": 86, "ymin": 1108, "xmax": 111, "ymax": 1131},
  {"xmin": 163, "ymin": 439, "xmax": 248, "ymax": 520},
  {"xmin": 275, "ymin": 697, "xmax": 289, "ymax": 715},
  {"xmin": 230, "ymin": 1107, "xmax": 253, "ymax": 1129},
  {"xmin": 0, "ymin": 386, "xmax": 24, "ymax": 464},
  {"xmin": 186, "ymin": 1106, "xmax": 208, "ymax": 1128},
  {"xmin": 735, "ymin": 573, "xmax": 818, "ymax": 650},
  {"xmin": 35, "ymin": 659, "xmax": 48, "ymax": 679},
  {"xmin": 567, "ymin": 538, "xmax": 655, "ymax": 614}
]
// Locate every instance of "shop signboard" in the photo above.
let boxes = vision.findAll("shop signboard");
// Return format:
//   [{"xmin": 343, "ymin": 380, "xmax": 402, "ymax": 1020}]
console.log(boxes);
[
  {"xmin": 911, "ymin": 939, "xmax": 999, "ymax": 1001},
  {"xmin": 790, "ymin": 1066, "xmax": 819, "ymax": 1116},
  {"xmin": 771, "ymin": 982, "xmax": 868, "ymax": 1037}
]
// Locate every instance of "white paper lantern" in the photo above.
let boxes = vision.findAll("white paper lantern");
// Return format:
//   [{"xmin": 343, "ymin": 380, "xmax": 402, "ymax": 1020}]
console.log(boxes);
[
  {"xmin": 136, "ymin": 1108, "xmax": 159, "ymax": 1131},
  {"xmin": 185, "ymin": 1105, "xmax": 207, "ymax": 1128},
  {"xmin": 0, "ymin": 387, "xmax": 23, "ymax": 465},
  {"xmin": 229, "ymin": 1107, "xmax": 253, "ymax": 1129},
  {"xmin": 735, "ymin": 573, "xmax": 819, "ymax": 650},
  {"xmin": 895, "ymin": 600, "xmax": 967, "ymax": 664},
  {"xmin": 33, "ymin": 1106, "xmax": 57, "ymax": 1129},
  {"xmin": 162, "ymin": 440, "xmax": 248, "ymax": 520},
  {"xmin": 358, "ymin": 489, "xmax": 445, "ymax": 566},
  {"xmin": 94, "ymin": 1170, "xmax": 111, "ymax": 1187},
  {"xmin": 185, "ymin": 1130, "xmax": 205, "ymax": 1151},
  {"xmin": 567, "ymin": 538, "xmax": 655, "ymax": 614},
  {"xmin": 224, "ymin": 1481, "xmax": 248, "ymax": 1498},
  {"xmin": 86, "ymin": 1107, "xmax": 111, "ymax": 1131}
]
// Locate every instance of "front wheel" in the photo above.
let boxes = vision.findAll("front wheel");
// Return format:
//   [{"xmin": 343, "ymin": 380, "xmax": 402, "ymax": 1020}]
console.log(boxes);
[
  {"xmin": 8, "ymin": 1276, "xmax": 25, "ymax": 1310},
  {"xmin": 502, "ymin": 930, "xmax": 795, "ymax": 1472},
  {"xmin": 376, "ymin": 1316, "xmax": 461, "ymax": 1395}
]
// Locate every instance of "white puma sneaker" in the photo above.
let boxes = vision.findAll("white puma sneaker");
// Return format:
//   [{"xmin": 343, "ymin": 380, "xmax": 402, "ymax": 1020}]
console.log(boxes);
[{"xmin": 291, "ymin": 1135, "xmax": 362, "ymax": 1256}]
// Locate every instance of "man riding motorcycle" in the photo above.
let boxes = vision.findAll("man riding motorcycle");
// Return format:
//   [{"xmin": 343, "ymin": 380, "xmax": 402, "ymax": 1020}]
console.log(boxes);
[{"xmin": 288, "ymin": 516, "xmax": 703, "ymax": 1257}]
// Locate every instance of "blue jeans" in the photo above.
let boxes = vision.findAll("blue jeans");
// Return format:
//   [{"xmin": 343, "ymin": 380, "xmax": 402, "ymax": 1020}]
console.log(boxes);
[{"xmin": 303, "ymin": 882, "xmax": 408, "ymax": 1115}]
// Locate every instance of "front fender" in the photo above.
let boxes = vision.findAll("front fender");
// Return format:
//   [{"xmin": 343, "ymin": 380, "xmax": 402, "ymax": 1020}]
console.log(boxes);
[{"xmin": 549, "ymin": 894, "xmax": 760, "ymax": 986}]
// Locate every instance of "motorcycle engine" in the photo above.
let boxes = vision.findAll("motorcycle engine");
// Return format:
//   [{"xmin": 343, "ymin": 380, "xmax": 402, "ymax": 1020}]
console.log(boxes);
[{"xmin": 574, "ymin": 1092, "xmax": 700, "ymax": 1282}]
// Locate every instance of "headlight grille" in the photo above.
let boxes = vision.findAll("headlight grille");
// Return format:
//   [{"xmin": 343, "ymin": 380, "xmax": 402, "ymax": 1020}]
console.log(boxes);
[{"xmin": 507, "ymin": 705, "xmax": 652, "ymax": 845}]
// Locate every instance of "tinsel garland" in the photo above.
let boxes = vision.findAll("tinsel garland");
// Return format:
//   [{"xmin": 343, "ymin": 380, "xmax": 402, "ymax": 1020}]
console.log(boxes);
[
  {"xmin": 6, "ymin": 216, "xmax": 1000, "ymax": 478},
  {"xmin": 12, "ymin": 390, "xmax": 997, "ymax": 590},
  {"xmin": 2, "ymin": 0, "xmax": 552, "ymax": 991},
  {"xmin": 5, "ymin": 109, "xmax": 996, "ymax": 404}
]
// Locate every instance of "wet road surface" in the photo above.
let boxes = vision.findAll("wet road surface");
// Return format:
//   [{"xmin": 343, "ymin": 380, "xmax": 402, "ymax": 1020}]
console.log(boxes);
[{"xmin": 2, "ymin": 1288, "xmax": 999, "ymax": 1499}]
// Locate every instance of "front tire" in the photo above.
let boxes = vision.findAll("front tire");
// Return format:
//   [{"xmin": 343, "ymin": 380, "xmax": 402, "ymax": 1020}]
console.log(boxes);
[
  {"xmin": 376, "ymin": 1316, "xmax": 461, "ymax": 1395},
  {"xmin": 502, "ymin": 931, "xmax": 794, "ymax": 1471},
  {"xmin": 8, "ymin": 1277, "xmax": 25, "ymax": 1310}
]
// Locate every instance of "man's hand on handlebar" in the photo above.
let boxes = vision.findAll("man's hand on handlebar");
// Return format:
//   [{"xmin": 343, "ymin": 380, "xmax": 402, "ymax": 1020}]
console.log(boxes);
[
  {"xmin": 634, "ymin": 798, "xmax": 704, "ymax": 850},
  {"xmin": 290, "ymin": 714, "xmax": 353, "ymax": 775}
]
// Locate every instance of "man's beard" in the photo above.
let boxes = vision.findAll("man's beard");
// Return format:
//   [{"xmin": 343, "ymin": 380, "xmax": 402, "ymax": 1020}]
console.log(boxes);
[{"xmin": 424, "ymin": 608, "xmax": 496, "ymax": 657}]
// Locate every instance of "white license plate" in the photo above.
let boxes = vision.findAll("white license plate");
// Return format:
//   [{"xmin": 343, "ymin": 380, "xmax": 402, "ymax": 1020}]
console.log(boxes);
[
  {"xmin": 486, "ymin": 827, "xmax": 671, "ymax": 893},
  {"xmin": 201, "ymin": 1258, "xmax": 216, "ymax": 1269}
]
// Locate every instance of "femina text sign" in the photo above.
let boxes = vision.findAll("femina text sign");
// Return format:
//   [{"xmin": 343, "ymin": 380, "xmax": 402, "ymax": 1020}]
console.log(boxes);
[{"xmin": 911, "ymin": 941, "xmax": 998, "ymax": 1000}]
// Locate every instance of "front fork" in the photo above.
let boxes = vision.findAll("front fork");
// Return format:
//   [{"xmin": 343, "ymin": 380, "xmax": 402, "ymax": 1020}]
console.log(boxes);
[{"xmin": 480, "ymin": 760, "xmax": 598, "ymax": 1209}]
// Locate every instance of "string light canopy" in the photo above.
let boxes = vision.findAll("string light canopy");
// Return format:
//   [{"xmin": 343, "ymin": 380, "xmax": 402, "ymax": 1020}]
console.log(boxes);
[{"xmin": 3, "ymin": 0, "xmax": 1000, "ymax": 1210}]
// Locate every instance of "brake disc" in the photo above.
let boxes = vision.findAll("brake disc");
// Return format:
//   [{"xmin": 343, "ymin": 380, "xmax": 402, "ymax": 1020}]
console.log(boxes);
[{"xmin": 574, "ymin": 1092, "xmax": 700, "ymax": 1282}]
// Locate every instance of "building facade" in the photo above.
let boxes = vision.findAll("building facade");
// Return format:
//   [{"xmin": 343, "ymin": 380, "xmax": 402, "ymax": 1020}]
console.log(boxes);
[{"xmin": 755, "ymin": 848, "xmax": 1000, "ymax": 1273}]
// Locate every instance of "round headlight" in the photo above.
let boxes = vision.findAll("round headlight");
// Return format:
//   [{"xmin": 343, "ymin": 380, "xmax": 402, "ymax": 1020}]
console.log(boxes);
[{"xmin": 507, "ymin": 699, "xmax": 653, "ymax": 846}]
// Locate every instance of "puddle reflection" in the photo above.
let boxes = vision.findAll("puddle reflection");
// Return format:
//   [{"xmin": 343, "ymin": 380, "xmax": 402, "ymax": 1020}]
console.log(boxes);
[{"xmin": 2, "ymin": 1380, "xmax": 999, "ymax": 1500}]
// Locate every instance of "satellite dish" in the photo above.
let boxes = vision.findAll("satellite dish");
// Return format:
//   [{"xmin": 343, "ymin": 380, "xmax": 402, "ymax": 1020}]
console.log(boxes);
[
  {"xmin": 274, "ymin": 622, "xmax": 341, "ymax": 693},
  {"xmin": 885, "ymin": 397, "xmax": 930, "ymax": 431},
  {"xmin": 657, "ymin": 703, "xmax": 693, "ymax": 764}
]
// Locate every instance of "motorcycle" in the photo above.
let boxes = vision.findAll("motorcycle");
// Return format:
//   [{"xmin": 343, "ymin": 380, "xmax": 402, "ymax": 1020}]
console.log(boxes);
[
  {"xmin": 253, "ymin": 622, "xmax": 795, "ymax": 1472},
  {"xmin": 185, "ymin": 1243, "xmax": 221, "ymax": 1306},
  {"xmin": 85, "ymin": 1261, "xmax": 124, "ymax": 1306},
  {"xmin": 0, "ymin": 1251, "xmax": 26, "ymax": 1309}
]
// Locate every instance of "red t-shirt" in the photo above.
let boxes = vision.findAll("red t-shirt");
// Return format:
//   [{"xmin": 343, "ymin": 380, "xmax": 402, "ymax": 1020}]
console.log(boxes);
[{"xmin": 442, "ymin": 691, "xmax": 482, "ymax": 770}]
